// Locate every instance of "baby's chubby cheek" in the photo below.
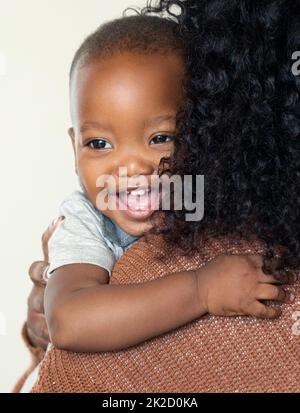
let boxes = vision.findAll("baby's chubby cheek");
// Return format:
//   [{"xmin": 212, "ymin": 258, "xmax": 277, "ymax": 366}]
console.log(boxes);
[
  {"xmin": 76, "ymin": 161, "xmax": 106, "ymax": 199},
  {"xmin": 75, "ymin": 159, "xmax": 155, "ymax": 236},
  {"xmin": 78, "ymin": 175, "xmax": 154, "ymax": 236}
]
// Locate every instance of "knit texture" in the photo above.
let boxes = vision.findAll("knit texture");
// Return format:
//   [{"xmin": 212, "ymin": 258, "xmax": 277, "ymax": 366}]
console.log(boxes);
[{"xmin": 31, "ymin": 234, "xmax": 300, "ymax": 393}]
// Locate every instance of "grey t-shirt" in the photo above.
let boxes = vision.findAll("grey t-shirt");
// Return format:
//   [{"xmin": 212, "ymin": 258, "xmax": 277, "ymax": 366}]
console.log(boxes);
[{"xmin": 48, "ymin": 190, "xmax": 139, "ymax": 276}]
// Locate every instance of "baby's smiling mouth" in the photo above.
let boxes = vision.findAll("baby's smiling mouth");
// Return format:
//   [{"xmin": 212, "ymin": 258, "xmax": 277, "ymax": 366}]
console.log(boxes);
[{"xmin": 116, "ymin": 186, "xmax": 161, "ymax": 220}]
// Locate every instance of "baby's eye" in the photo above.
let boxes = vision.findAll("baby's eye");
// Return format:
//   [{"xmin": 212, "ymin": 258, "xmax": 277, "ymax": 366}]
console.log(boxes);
[
  {"xmin": 150, "ymin": 134, "xmax": 175, "ymax": 145},
  {"xmin": 86, "ymin": 139, "xmax": 112, "ymax": 150}
]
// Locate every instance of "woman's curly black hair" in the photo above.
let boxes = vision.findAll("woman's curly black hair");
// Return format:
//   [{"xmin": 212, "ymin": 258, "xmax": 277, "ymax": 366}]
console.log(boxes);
[{"xmin": 143, "ymin": 0, "xmax": 300, "ymax": 272}]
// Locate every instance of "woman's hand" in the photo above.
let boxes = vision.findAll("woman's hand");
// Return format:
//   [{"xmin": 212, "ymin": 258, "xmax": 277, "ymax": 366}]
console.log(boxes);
[
  {"xmin": 26, "ymin": 217, "xmax": 64, "ymax": 350},
  {"xmin": 195, "ymin": 254, "xmax": 296, "ymax": 319}
]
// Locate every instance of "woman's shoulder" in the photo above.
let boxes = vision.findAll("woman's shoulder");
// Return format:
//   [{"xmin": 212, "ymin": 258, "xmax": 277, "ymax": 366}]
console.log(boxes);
[{"xmin": 110, "ymin": 233, "xmax": 267, "ymax": 285}]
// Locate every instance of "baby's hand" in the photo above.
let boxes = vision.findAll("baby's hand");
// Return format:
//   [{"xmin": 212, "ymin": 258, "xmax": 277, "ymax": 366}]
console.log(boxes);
[{"xmin": 195, "ymin": 255, "xmax": 296, "ymax": 319}]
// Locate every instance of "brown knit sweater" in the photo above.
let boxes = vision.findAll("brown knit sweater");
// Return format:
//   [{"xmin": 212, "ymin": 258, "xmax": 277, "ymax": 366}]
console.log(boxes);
[{"xmin": 17, "ymin": 234, "xmax": 300, "ymax": 392}]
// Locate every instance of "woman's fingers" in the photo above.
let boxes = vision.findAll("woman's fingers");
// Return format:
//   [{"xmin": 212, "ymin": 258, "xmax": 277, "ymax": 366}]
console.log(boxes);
[
  {"xmin": 27, "ymin": 310, "xmax": 49, "ymax": 341},
  {"xmin": 28, "ymin": 261, "xmax": 48, "ymax": 286},
  {"xmin": 256, "ymin": 284, "xmax": 295, "ymax": 303},
  {"xmin": 26, "ymin": 216, "xmax": 64, "ymax": 350},
  {"xmin": 27, "ymin": 282, "xmax": 49, "ymax": 348},
  {"xmin": 27, "ymin": 311, "xmax": 50, "ymax": 350},
  {"xmin": 27, "ymin": 285, "xmax": 45, "ymax": 313},
  {"xmin": 27, "ymin": 324, "xmax": 49, "ymax": 351},
  {"xmin": 41, "ymin": 216, "xmax": 64, "ymax": 262}
]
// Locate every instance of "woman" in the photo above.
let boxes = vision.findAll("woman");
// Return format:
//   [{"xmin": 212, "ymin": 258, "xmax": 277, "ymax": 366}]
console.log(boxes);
[{"xmin": 16, "ymin": 0, "xmax": 300, "ymax": 392}]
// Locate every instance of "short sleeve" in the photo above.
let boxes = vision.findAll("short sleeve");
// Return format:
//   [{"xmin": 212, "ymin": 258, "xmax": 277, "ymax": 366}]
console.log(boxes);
[{"xmin": 48, "ymin": 192, "xmax": 116, "ymax": 277}]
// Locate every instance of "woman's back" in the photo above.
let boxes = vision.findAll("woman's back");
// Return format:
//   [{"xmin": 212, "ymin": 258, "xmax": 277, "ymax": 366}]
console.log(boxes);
[{"xmin": 31, "ymin": 234, "xmax": 300, "ymax": 393}]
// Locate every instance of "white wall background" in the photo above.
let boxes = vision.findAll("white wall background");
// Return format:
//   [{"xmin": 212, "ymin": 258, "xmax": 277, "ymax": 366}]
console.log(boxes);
[{"xmin": 0, "ymin": 0, "xmax": 151, "ymax": 393}]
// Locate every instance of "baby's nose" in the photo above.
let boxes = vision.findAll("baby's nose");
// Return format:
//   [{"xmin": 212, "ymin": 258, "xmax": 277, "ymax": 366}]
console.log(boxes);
[{"xmin": 119, "ymin": 155, "xmax": 154, "ymax": 177}]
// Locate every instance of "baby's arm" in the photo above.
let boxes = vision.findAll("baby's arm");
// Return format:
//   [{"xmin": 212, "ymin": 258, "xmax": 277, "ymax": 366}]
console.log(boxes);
[
  {"xmin": 45, "ymin": 262, "xmax": 204, "ymax": 352},
  {"xmin": 45, "ymin": 255, "xmax": 294, "ymax": 353}
]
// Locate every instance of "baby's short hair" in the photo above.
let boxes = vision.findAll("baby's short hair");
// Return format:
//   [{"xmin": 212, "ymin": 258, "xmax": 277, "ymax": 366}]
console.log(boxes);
[{"xmin": 69, "ymin": 13, "xmax": 185, "ymax": 82}]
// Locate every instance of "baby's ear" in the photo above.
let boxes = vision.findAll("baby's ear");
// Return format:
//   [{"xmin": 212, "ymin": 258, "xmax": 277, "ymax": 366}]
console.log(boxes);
[{"xmin": 68, "ymin": 127, "xmax": 78, "ymax": 175}]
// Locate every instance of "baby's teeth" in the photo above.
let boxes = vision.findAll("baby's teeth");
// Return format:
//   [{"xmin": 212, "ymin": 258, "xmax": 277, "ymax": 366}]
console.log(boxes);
[{"xmin": 128, "ymin": 188, "xmax": 148, "ymax": 196}]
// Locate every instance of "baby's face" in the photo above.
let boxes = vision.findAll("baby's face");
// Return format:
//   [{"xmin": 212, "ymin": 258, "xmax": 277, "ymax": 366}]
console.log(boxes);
[{"xmin": 69, "ymin": 51, "xmax": 184, "ymax": 236}]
